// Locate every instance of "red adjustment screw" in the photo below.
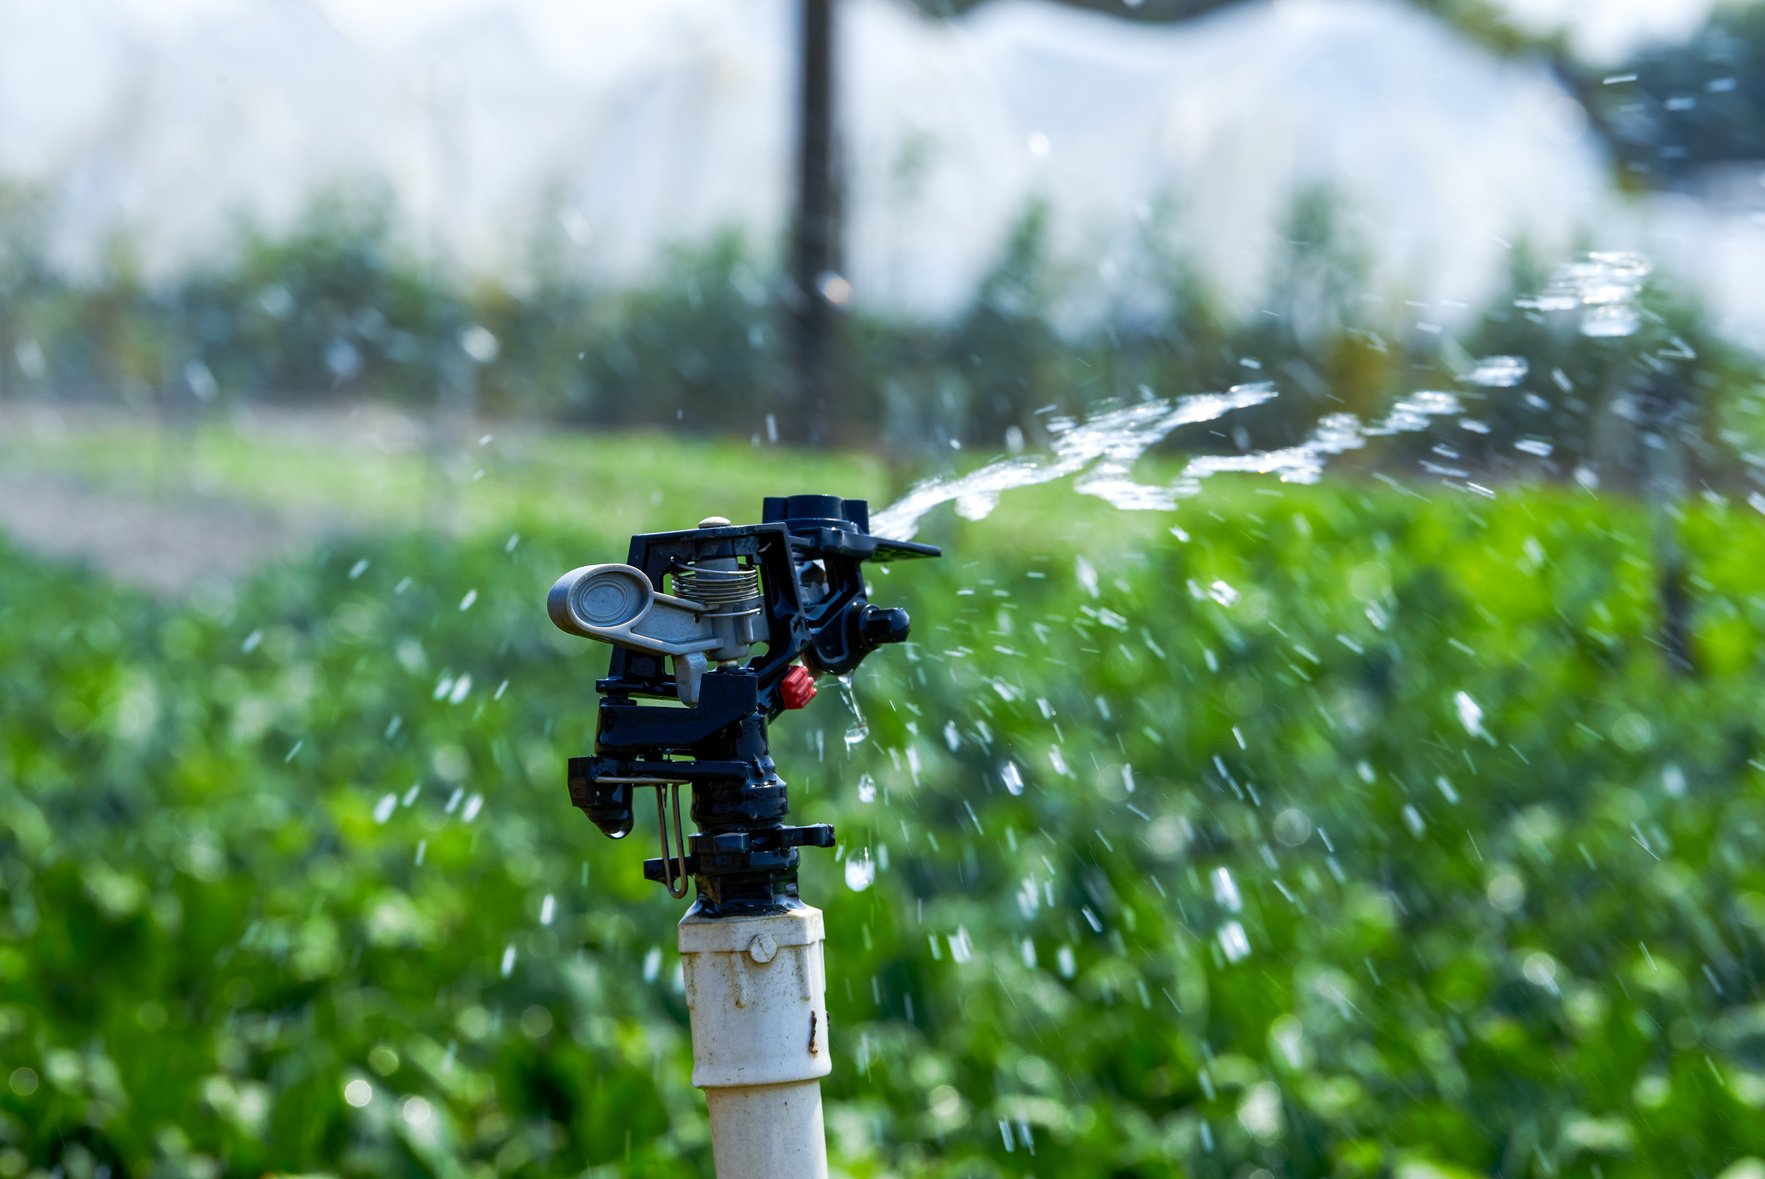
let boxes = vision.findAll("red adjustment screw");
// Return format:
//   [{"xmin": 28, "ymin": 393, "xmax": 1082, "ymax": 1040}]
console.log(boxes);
[{"xmin": 779, "ymin": 665, "xmax": 818, "ymax": 710}]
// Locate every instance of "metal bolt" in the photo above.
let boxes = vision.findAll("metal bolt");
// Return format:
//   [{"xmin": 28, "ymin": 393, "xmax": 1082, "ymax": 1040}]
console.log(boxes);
[{"xmin": 748, "ymin": 933, "xmax": 778, "ymax": 964}]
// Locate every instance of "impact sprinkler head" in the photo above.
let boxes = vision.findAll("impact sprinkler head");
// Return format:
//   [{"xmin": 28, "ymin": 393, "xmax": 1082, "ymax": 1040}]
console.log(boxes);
[{"xmin": 547, "ymin": 495, "xmax": 939, "ymax": 917}]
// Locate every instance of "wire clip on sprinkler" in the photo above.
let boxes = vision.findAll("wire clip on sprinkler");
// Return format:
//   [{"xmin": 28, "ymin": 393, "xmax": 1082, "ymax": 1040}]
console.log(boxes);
[{"xmin": 548, "ymin": 495, "xmax": 939, "ymax": 917}]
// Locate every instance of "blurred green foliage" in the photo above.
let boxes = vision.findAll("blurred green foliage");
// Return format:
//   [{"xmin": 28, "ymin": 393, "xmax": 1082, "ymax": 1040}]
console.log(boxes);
[
  {"xmin": 4, "ymin": 447, "xmax": 1765, "ymax": 1177},
  {"xmin": 3, "ymin": 182, "xmax": 1749, "ymax": 473}
]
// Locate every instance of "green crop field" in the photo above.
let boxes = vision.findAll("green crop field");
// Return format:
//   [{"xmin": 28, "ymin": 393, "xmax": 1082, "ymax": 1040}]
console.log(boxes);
[{"xmin": 4, "ymin": 423, "xmax": 1765, "ymax": 1178}]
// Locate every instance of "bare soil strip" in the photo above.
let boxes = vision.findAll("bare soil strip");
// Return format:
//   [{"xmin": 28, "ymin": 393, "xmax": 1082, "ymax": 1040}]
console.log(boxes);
[{"xmin": 0, "ymin": 473, "xmax": 321, "ymax": 596}]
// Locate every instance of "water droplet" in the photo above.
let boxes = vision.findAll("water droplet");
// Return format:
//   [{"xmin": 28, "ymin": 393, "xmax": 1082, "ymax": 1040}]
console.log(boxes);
[
  {"xmin": 401, "ymin": 1096, "xmax": 432, "ymax": 1127},
  {"xmin": 540, "ymin": 894, "xmax": 556, "ymax": 925},
  {"xmin": 845, "ymin": 850, "xmax": 877, "ymax": 892},
  {"xmin": 1487, "ymin": 871, "xmax": 1525, "ymax": 912},
  {"xmin": 500, "ymin": 945, "xmax": 516, "ymax": 977},
  {"xmin": 460, "ymin": 324, "xmax": 499, "ymax": 363},
  {"xmin": 1238, "ymin": 1082, "xmax": 1282, "ymax": 1140},
  {"xmin": 1218, "ymin": 921, "xmax": 1251, "ymax": 962},
  {"xmin": 1075, "ymin": 556, "xmax": 1100, "ymax": 598},
  {"xmin": 343, "ymin": 1079, "xmax": 372, "ymax": 1108},
  {"xmin": 1212, "ymin": 867, "xmax": 1242, "ymax": 912},
  {"xmin": 372, "ymin": 793, "xmax": 397, "ymax": 824},
  {"xmin": 856, "ymin": 774, "xmax": 877, "ymax": 804},
  {"xmin": 1454, "ymin": 690, "xmax": 1486, "ymax": 738},
  {"xmin": 1001, "ymin": 762, "xmax": 1025, "ymax": 796},
  {"xmin": 837, "ymin": 676, "xmax": 868, "ymax": 748},
  {"xmin": 1273, "ymin": 808, "xmax": 1311, "ymax": 845},
  {"xmin": 1523, "ymin": 951, "xmax": 1559, "ymax": 993}
]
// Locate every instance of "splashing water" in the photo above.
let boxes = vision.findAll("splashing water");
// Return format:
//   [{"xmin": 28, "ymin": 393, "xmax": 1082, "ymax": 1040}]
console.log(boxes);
[
  {"xmin": 871, "ymin": 385, "xmax": 1277, "ymax": 539},
  {"xmin": 1176, "ymin": 392, "xmax": 1461, "ymax": 495},
  {"xmin": 868, "ymin": 253, "xmax": 1660, "ymax": 541},
  {"xmin": 1374, "ymin": 390, "xmax": 1463, "ymax": 436},
  {"xmin": 1464, "ymin": 355, "xmax": 1529, "ymax": 388},
  {"xmin": 874, "ymin": 379, "xmax": 1487, "ymax": 539},
  {"xmin": 1520, "ymin": 251, "xmax": 1652, "ymax": 339}
]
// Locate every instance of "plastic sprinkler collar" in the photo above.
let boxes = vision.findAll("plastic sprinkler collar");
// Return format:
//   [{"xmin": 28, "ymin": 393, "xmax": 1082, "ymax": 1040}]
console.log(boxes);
[{"xmin": 547, "ymin": 494, "xmax": 939, "ymax": 918}]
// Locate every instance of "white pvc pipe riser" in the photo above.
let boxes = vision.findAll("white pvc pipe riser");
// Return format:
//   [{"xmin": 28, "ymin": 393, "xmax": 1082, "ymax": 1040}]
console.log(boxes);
[
  {"xmin": 704, "ymin": 1083, "xmax": 827, "ymax": 1178},
  {"xmin": 678, "ymin": 904, "xmax": 832, "ymax": 1179}
]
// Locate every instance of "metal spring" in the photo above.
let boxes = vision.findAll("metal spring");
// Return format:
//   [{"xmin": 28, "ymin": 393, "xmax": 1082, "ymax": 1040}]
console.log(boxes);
[{"xmin": 671, "ymin": 564, "xmax": 761, "ymax": 607}]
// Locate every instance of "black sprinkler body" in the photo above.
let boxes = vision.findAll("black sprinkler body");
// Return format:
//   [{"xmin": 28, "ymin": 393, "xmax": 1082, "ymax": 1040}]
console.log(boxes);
[{"xmin": 548, "ymin": 495, "xmax": 938, "ymax": 917}]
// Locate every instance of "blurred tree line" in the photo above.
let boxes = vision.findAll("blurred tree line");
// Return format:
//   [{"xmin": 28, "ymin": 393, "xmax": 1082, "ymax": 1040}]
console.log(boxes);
[
  {"xmin": 1568, "ymin": 3, "xmax": 1765, "ymax": 191},
  {"xmin": 906, "ymin": 0, "xmax": 1532, "ymax": 54},
  {"xmin": 0, "ymin": 176, "xmax": 1754, "ymax": 491}
]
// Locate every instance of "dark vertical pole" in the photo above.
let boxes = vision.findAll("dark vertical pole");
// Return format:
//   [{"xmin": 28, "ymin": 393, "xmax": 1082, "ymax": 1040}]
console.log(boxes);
[
  {"xmin": 1644, "ymin": 371, "xmax": 1697, "ymax": 676},
  {"xmin": 790, "ymin": 0, "xmax": 838, "ymax": 446}
]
